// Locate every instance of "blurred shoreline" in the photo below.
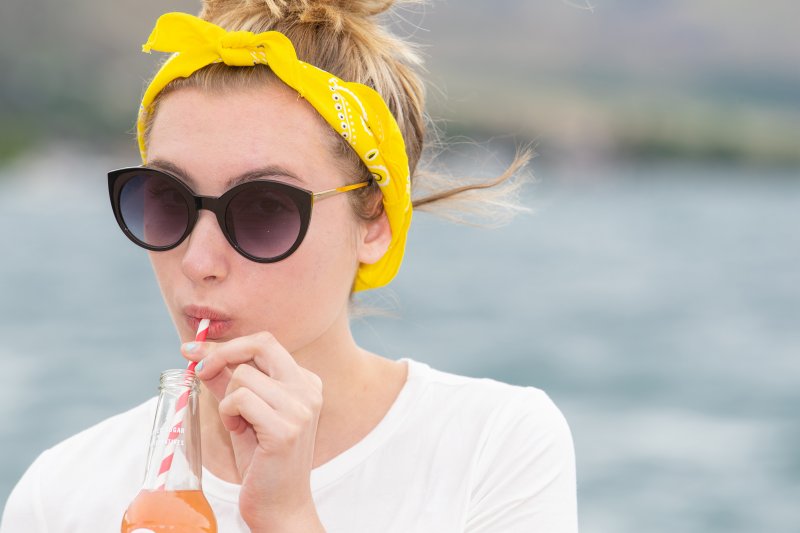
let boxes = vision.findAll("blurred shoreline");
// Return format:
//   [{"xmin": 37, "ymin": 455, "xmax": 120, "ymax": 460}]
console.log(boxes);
[
  {"xmin": 2, "ymin": 126, "xmax": 799, "ymax": 179},
  {"xmin": 2, "ymin": 0, "xmax": 798, "ymax": 169}
]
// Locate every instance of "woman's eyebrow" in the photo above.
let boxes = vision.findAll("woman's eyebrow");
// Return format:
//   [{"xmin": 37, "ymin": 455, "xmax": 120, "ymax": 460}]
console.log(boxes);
[
  {"xmin": 147, "ymin": 158, "xmax": 305, "ymax": 190},
  {"xmin": 226, "ymin": 165, "xmax": 305, "ymax": 188},
  {"xmin": 147, "ymin": 158, "xmax": 196, "ymax": 187}
]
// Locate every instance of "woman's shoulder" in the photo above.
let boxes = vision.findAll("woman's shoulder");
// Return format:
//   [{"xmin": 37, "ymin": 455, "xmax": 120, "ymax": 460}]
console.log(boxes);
[
  {"xmin": 404, "ymin": 358, "xmax": 566, "ymax": 420},
  {"xmin": 2, "ymin": 398, "xmax": 158, "ymax": 531},
  {"xmin": 31, "ymin": 397, "xmax": 157, "ymax": 493},
  {"xmin": 402, "ymin": 358, "xmax": 573, "ymax": 454},
  {"xmin": 43, "ymin": 397, "xmax": 158, "ymax": 461},
  {"xmin": 402, "ymin": 359, "xmax": 577, "ymax": 529}
]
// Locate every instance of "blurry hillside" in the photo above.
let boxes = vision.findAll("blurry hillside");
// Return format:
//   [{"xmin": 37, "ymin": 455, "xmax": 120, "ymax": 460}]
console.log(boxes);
[{"xmin": 1, "ymin": 0, "xmax": 798, "ymax": 166}]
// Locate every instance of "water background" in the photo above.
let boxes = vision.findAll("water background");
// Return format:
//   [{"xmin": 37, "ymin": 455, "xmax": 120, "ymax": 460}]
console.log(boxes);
[{"xmin": 0, "ymin": 148, "xmax": 798, "ymax": 532}]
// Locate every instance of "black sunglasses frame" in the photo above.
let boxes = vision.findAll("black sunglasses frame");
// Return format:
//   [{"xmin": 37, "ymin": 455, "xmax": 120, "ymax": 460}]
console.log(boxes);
[{"xmin": 108, "ymin": 166, "xmax": 369, "ymax": 263}]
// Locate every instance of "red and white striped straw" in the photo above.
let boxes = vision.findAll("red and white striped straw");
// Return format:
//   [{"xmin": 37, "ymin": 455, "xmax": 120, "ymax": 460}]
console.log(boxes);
[{"xmin": 156, "ymin": 318, "xmax": 210, "ymax": 490}]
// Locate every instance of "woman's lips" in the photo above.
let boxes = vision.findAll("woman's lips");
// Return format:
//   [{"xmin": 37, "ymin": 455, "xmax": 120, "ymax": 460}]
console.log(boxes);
[{"xmin": 183, "ymin": 305, "xmax": 233, "ymax": 340}]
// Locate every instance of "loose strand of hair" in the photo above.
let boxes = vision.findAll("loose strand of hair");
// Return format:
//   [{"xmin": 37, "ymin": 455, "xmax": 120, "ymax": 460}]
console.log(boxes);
[{"xmin": 411, "ymin": 146, "xmax": 534, "ymax": 227}]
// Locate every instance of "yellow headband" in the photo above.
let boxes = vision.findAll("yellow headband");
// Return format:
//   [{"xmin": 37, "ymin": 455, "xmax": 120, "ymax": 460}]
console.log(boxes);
[{"xmin": 137, "ymin": 12, "xmax": 412, "ymax": 292}]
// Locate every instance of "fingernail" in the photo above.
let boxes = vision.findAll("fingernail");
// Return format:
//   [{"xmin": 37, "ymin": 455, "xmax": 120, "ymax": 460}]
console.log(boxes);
[
  {"xmin": 184, "ymin": 342, "xmax": 199, "ymax": 353},
  {"xmin": 195, "ymin": 359, "xmax": 205, "ymax": 373}
]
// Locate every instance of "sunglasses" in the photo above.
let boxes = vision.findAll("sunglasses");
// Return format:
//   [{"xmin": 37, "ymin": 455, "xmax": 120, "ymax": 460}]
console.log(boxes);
[{"xmin": 108, "ymin": 166, "xmax": 371, "ymax": 263}]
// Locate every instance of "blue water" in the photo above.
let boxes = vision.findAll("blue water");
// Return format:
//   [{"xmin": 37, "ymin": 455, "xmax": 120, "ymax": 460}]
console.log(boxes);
[{"xmin": 1, "ymin": 147, "xmax": 798, "ymax": 532}]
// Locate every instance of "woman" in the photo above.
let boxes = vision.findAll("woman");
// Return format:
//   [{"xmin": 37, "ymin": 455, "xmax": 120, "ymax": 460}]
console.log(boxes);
[{"xmin": 1, "ymin": 1, "xmax": 577, "ymax": 531}]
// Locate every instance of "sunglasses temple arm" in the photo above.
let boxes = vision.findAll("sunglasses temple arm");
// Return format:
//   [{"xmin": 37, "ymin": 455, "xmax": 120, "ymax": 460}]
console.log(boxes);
[{"xmin": 312, "ymin": 180, "xmax": 371, "ymax": 202}]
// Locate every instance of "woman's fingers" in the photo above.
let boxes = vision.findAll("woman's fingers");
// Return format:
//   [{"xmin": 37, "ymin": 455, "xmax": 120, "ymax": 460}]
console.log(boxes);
[
  {"xmin": 180, "ymin": 343, "xmax": 232, "ymax": 401},
  {"xmin": 218, "ymin": 387, "xmax": 291, "ymax": 441},
  {"xmin": 180, "ymin": 331, "xmax": 306, "ymax": 402},
  {"xmin": 179, "ymin": 332, "xmax": 323, "ymax": 432},
  {"xmin": 217, "ymin": 365, "xmax": 320, "ymax": 475},
  {"xmin": 183, "ymin": 332, "xmax": 301, "ymax": 380},
  {"xmin": 224, "ymin": 364, "xmax": 307, "ymax": 416}
]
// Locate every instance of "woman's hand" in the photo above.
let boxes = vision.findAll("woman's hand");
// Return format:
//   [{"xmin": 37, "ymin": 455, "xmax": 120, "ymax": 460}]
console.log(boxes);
[{"xmin": 182, "ymin": 332, "xmax": 325, "ymax": 532}]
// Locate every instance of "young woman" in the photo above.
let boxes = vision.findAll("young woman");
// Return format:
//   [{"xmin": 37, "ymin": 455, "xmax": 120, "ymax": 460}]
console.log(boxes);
[{"xmin": 2, "ymin": 1, "xmax": 577, "ymax": 531}]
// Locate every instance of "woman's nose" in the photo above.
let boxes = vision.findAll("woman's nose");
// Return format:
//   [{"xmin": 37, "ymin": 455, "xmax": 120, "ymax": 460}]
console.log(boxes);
[{"xmin": 180, "ymin": 210, "xmax": 231, "ymax": 284}]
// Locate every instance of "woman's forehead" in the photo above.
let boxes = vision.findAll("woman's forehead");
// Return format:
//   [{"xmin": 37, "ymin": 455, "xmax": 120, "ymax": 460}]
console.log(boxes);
[
  {"xmin": 147, "ymin": 87, "xmax": 342, "ymax": 192},
  {"xmin": 150, "ymin": 85, "xmax": 321, "ymax": 143}
]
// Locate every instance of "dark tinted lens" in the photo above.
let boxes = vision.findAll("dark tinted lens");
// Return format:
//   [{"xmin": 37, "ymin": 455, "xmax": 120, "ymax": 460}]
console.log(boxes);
[
  {"xmin": 119, "ymin": 172, "xmax": 190, "ymax": 247},
  {"xmin": 226, "ymin": 184, "xmax": 303, "ymax": 259}
]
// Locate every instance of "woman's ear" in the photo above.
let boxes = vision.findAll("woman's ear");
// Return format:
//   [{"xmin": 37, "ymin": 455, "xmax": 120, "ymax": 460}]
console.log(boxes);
[{"xmin": 357, "ymin": 211, "xmax": 392, "ymax": 265}]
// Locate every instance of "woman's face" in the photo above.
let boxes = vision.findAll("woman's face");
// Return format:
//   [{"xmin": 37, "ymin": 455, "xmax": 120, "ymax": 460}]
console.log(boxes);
[{"xmin": 146, "ymin": 84, "xmax": 365, "ymax": 351}]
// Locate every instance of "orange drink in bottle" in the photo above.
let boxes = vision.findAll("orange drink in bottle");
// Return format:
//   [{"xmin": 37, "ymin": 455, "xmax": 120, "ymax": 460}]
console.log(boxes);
[
  {"xmin": 122, "ymin": 489, "xmax": 216, "ymax": 532},
  {"xmin": 122, "ymin": 369, "xmax": 217, "ymax": 532}
]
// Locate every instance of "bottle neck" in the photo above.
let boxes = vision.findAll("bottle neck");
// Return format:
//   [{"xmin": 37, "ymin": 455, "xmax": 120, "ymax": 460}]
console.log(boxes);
[{"xmin": 141, "ymin": 369, "xmax": 204, "ymax": 491}]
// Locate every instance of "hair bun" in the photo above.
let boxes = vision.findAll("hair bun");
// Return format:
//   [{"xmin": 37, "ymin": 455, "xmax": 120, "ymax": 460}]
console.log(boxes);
[{"xmin": 202, "ymin": 0, "xmax": 404, "ymax": 29}]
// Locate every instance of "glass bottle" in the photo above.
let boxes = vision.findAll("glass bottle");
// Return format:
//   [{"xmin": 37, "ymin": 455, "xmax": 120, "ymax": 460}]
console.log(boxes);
[{"xmin": 121, "ymin": 369, "xmax": 217, "ymax": 533}]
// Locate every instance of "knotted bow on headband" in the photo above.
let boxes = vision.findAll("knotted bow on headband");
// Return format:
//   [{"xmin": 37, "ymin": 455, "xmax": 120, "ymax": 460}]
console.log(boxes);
[{"xmin": 137, "ymin": 12, "xmax": 412, "ymax": 292}]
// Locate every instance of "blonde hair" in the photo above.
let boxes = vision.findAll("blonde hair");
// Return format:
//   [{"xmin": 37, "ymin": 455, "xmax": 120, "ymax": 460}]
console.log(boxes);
[{"xmin": 142, "ymin": 0, "xmax": 531, "ymax": 225}]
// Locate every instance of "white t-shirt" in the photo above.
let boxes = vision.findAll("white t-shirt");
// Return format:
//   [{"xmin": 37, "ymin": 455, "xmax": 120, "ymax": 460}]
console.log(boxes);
[{"xmin": 1, "ymin": 359, "xmax": 577, "ymax": 532}]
